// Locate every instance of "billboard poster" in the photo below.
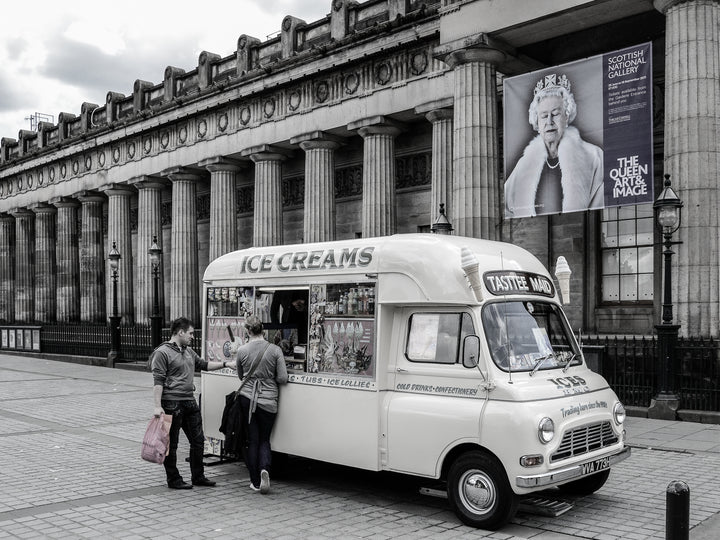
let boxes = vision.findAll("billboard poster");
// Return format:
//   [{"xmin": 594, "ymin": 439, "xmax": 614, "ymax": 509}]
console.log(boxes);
[{"xmin": 503, "ymin": 43, "xmax": 653, "ymax": 218}]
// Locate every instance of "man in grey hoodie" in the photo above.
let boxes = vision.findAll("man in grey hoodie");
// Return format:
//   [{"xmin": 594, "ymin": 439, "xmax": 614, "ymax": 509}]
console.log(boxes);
[{"xmin": 151, "ymin": 317, "xmax": 236, "ymax": 489}]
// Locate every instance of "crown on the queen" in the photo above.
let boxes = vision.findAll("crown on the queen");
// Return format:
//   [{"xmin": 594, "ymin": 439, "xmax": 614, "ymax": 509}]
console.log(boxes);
[{"xmin": 534, "ymin": 74, "xmax": 571, "ymax": 96}]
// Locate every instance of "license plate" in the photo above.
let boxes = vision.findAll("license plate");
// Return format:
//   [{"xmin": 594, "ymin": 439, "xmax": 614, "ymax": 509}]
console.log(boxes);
[{"xmin": 580, "ymin": 456, "xmax": 610, "ymax": 476}]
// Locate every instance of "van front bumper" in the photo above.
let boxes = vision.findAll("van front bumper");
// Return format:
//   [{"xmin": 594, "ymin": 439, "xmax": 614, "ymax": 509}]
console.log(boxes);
[{"xmin": 516, "ymin": 446, "xmax": 631, "ymax": 488}]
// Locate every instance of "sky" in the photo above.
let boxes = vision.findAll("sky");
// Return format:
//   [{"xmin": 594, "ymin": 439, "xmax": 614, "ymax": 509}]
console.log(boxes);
[{"xmin": 0, "ymin": 0, "xmax": 331, "ymax": 140}]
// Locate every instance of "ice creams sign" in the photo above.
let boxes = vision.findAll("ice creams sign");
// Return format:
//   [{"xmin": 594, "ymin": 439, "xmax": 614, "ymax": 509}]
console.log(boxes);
[
  {"xmin": 239, "ymin": 246, "xmax": 375, "ymax": 274},
  {"xmin": 483, "ymin": 271, "xmax": 555, "ymax": 297}
]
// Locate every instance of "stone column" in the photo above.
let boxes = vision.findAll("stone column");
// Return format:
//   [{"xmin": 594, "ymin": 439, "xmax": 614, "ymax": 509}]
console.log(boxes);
[
  {"xmin": 243, "ymin": 145, "xmax": 287, "ymax": 247},
  {"xmin": 291, "ymin": 131, "xmax": 342, "ymax": 243},
  {"xmin": 655, "ymin": 0, "xmax": 720, "ymax": 337},
  {"xmin": 11, "ymin": 208, "xmax": 34, "ymax": 322},
  {"xmin": 100, "ymin": 184, "xmax": 135, "ymax": 325},
  {"xmin": 164, "ymin": 168, "xmax": 201, "ymax": 323},
  {"xmin": 129, "ymin": 176, "xmax": 168, "ymax": 326},
  {"xmin": 30, "ymin": 203, "xmax": 57, "ymax": 323},
  {"xmin": 348, "ymin": 117, "xmax": 402, "ymax": 238},
  {"xmin": 444, "ymin": 47, "xmax": 504, "ymax": 240},
  {"xmin": 199, "ymin": 157, "xmax": 242, "ymax": 260},
  {"xmin": 416, "ymin": 100, "xmax": 455, "ymax": 224},
  {"xmin": 76, "ymin": 191, "xmax": 106, "ymax": 323},
  {"xmin": 51, "ymin": 197, "xmax": 81, "ymax": 322},
  {"xmin": 0, "ymin": 214, "xmax": 15, "ymax": 323}
]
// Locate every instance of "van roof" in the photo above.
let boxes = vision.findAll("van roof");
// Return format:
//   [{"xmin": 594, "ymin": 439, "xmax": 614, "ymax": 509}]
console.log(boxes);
[{"xmin": 203, "ymin": 234, "xmax": 554, "ymax": 305}]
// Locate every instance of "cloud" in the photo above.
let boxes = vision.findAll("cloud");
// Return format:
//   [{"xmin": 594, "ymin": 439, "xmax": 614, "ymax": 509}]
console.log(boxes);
[
  {"xmin": 255, "ymin": 0, "xmax": 328, "ymax": 21},
  {"xmin": 0, "ymin": 0, "xmax": 335, "ymax": 138},
  {"xmin": 4, "ymin": 37, "xmax": 28, "ymax": 63},
  {"xmin": 41, "ymin": 35, "xmax": 197, "ymax": 107},
  {"xmin": 0, "ymin": 73, "xmax": 37, "ymax": 113}
]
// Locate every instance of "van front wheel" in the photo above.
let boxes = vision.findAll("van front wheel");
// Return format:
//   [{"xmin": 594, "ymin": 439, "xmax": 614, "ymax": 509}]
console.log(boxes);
[{"xmin": 447, "ymin": 451, "xmax": 517, "ymax": 530}]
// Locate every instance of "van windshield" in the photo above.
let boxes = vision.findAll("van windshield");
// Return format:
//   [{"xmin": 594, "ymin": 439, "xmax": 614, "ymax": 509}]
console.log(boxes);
[{"xmin": 481, "ymin": 301, "xmax": 580, "ymax": 373}]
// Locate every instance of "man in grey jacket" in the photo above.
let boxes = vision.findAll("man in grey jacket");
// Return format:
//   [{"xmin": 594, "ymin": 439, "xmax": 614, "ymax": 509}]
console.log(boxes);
[{"xmin": 151, "ymin": 317, "xmax": 236, "ymax": 489}]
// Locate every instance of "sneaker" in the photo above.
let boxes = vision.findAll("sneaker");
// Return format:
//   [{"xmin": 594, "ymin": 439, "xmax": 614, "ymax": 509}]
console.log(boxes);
[
  {"xmin": 249, "ymin": 482, "xmax": 260, "ymax": 492},
  {"xmin": 260, "ymin": 469, "xmax": 270, "ymax": 494}
]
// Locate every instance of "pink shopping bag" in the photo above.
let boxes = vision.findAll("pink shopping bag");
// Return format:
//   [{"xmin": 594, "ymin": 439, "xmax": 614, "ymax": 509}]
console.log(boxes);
[{"xmin": 141, "ymin": 413, "xmax": 172, "ymax": 464}]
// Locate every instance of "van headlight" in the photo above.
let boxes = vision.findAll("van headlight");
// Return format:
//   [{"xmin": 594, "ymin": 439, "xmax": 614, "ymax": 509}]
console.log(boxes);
[
  {"xmin": 613, "ymin": 402, "xmax": 626, "ymax": 425},
  {"xmin": 538, "ymin": 417, "xmax": 555, "ymax": 444}
]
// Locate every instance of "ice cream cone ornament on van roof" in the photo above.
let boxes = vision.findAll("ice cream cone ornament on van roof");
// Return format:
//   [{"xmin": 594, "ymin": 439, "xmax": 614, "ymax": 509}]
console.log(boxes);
[
  {"xmin": 461, "ymin": 246, "xmax": 483, "ymax": 302},
  {"xmin": 555, "ymin": 256, "xmax": 572, "ymax": 305}
]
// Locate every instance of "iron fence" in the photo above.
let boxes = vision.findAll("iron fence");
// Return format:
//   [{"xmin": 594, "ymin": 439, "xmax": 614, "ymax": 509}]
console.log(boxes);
[
  {"xmin": 5, "ymin": 323, "xmax": 719, "ymax": 412},
  {"xmin": 583, "ymin": 335, "xmax": 657, "ymax": 408},
  {"xmin": 583, "ymin": 335, "xmax": 719, "ymax": 411},
  {"xmin": 37, "ymin": 323, "xmax": 202, "ymax": 363},
  {"xmin": 677, "ymin": 337, "xmax": 719, "ymax": 411},
  {"xmin": 41, "ymin": 323, "xmax": 111, "ymax": 357}
]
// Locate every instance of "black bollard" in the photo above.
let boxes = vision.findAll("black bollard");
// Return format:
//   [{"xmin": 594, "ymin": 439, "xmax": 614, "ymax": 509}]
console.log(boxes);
[{"xmin": 666, "ymin": 480, "xmax": 689, "ymax": 540}]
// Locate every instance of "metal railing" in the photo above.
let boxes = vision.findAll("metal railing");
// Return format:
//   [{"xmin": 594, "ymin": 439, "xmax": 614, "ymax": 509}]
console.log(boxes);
[
  {"xmin": 677, "ymin": 337, "xmax": 719, "ymax": 411},
  {"xmin": 583, "ymin": 335, "xmax": 719, "ymax": 411},
  {"xmin": 4, "ymin": 323, "xmax": 718, "ymax": 411},
  {"xmin": 36, "ymin": 323, "xmax": 202, "ymax": 362}
]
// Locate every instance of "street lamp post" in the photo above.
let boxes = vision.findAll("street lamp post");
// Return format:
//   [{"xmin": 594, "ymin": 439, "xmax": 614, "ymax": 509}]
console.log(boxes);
[
  {"xmin": 108, "ymin": 242, "xmax": 122, "ymax": 365},
  {"xmin": 148, "ymin": 235, "xmax": 163, "ymax": 348},
  {"xmin": 648, "ymin": 174, "xmax": 683, "ymax": 420}
]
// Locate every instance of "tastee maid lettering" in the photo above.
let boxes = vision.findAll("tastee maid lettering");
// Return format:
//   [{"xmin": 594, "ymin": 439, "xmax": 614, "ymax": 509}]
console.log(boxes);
[
  {"xmin": 484, "ymin": 272, "xmax": 553, "ymax": 296},
  {"xmin": 239, "ymin": 246, "xmax": 375, "ymax": 274}
]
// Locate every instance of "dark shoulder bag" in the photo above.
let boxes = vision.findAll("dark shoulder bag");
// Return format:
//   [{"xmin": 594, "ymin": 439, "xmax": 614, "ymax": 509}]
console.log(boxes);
[{"xmin": 219, "ymin": 342, "xmax": 271, "ymax": 461}]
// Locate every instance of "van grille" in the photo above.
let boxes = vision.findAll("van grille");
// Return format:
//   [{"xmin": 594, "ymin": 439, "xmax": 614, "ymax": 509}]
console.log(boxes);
[{"xmin": 550, "ymin": 421, "xmax": 618, "ymax": 462}]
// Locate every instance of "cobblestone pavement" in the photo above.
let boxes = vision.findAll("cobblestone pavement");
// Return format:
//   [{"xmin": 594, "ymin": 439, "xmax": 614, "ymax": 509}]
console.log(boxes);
[{"xmin": 1, "ymin": 354, "xmax": 718, "ymax": 539}]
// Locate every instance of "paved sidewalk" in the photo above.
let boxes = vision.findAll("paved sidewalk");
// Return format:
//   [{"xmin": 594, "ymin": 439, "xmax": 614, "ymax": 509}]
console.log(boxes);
[
  {"xmin": 0, "ymin": 353, "xmax": 718, "ymax": 539},
  {"xmin": 625, "ymin": 416, "xmax": 720, "ymax": 454}
]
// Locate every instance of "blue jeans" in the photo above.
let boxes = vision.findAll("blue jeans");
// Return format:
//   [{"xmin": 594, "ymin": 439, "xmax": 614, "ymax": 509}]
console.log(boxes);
[
  {"xmin": 239, "ymin": 396, "xmax": 277, "ymax": 488},
  {"xmin": 161, "ymin": 399, "xmax": 206, "ymax": 484}
]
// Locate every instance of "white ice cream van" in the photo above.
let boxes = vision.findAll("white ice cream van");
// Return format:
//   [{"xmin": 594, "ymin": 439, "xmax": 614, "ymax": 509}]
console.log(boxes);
[{"xmin": 200, "ymin": 234, "xmax": 630, "ymax": 529}]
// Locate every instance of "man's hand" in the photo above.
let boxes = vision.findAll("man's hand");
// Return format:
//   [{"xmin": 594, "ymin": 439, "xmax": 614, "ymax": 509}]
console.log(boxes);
[
  {"xmin": 154, "ymin": 407, "xmax": 164, "ymax": 418},
  {"xmin": 225, "ymin": 360, "xmax": 237, "ymax": 370}
]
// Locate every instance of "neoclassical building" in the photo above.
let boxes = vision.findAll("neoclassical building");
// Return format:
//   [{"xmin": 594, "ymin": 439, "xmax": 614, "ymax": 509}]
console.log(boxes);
[{"xmin": 0, "ymin": 0, "xmax": 718, "ymax": 339}]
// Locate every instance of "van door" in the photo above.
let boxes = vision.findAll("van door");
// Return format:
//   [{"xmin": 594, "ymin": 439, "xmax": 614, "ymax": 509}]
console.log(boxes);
[{"xmin": 385, "ymin": 308, "xmax": 487, "ymax": 477}]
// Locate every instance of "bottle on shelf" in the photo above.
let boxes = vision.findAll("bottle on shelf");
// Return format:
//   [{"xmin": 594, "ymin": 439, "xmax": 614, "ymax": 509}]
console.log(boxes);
[
  {"xmin": 351, "ymin": 288, "xmax": 359, "ymax": 315},
  {"xmin": 347, "ymin": 288, "xmax": 355, "ymax": 316},
  {"xmin": 338, "ymin": 292, "xmax": 346, "ymax": 315}
]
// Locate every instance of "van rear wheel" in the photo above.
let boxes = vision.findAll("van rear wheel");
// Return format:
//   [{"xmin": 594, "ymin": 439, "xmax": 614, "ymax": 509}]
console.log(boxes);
[
  {"xmin": 447, "ymin": 451, "xmax": 517, "ymax": 530},
  {"xmin": 557, "ymin": 469, "xmax": 610, "ymax": 496}
]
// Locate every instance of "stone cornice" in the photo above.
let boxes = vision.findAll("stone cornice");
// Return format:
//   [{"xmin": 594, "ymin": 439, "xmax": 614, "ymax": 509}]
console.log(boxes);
[
  {"xmin": 0, "ymin": 25, "xmax": 444, "ymax": 211},
  {"xmin": 0, "ymin": 18, "xmax": 440, "ymax": 174}
]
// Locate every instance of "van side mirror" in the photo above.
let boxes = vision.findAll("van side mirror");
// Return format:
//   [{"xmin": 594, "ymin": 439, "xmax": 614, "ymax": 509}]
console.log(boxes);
[{"xmin": 462, "ymin": 335, "xmax": 480, "ymax": 369}]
